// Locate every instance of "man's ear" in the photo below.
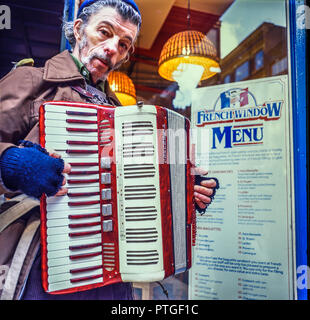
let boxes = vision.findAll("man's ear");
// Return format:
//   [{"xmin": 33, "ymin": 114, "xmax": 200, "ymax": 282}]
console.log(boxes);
[{"xmin": 73, "ymin": 18, "xmax": 84, "ymax": 42}]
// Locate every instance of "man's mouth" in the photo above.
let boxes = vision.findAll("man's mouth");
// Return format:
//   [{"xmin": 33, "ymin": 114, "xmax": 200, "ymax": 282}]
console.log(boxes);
[{"xmin": 94, "ymin": 57, "xmax": 112, "ymax": 71}]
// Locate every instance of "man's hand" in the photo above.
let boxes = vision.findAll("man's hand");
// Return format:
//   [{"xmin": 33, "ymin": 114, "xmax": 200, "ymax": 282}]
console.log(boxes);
[
  {"xmin": 193, "ymin": 167, "xmax": 219, "ymax": 211},
  {"xmin": 48, "ymin": 150, "xmax": 71, "ymax": 196}
]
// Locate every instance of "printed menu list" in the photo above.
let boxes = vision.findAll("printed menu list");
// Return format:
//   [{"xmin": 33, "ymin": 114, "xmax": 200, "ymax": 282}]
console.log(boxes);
[{"xmin": 189, "ymin": 76, "xmax": 294, "ymax": 300}]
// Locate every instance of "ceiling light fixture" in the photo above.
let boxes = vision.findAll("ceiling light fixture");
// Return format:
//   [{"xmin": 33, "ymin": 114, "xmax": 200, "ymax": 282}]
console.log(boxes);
[{"xmin": 107, "ymin": 71, "xmax": 137, "ymax": 106}]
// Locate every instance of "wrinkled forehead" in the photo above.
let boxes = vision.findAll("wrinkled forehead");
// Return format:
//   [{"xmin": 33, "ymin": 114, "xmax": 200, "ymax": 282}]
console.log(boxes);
[{"xmin": 85, "ymin": 7, "xmax": 138, "ymax": 42}]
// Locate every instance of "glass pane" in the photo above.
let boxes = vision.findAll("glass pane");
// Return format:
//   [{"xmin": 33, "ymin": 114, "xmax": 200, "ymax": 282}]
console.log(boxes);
[{"xmin": 129, "ymin": 0, "xmax": 290, "ymax": 301}]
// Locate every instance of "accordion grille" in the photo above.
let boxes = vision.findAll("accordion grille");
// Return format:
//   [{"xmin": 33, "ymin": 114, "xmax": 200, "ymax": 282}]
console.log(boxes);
[
  {"xmin": 167, "ymin": 109, "xmax": 187, "ymax": 274},
  {"xmin": 115, "ymin": 106, "xmax": 164, "ymax": 281}
]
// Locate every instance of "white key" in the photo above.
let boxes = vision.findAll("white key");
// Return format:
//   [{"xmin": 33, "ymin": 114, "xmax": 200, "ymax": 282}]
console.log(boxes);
[
  {"xmin": 45, "ymin": 119, "xmax": 98, "ymax": 130},
  {"xmin": 47, "ymin": 244, "xmax": 101, "ymax": 259},
  {"xmin": 46, "ymin": 216, "xmax": 101, "ymax": 228},
  {"xmin": 47, "ymin": 236, "xmax": 102, "ymax": 251},
  {"xmin": 47, "ymin": 194, "xmax": 100, "ymax": 204},
  {"xmin": 56, "ymin": 151, "xmax": 98, "ymax": 159},
  {"xmin": 46, "ymin": 202, "xmax": 100, "ymax": 212},
  {"xmin": 45, "ymin": 141, "xmax": 98, "ymax": 151},
  {"xmin": 47, "ymin": 253, "xmax": 102, "ymax": 268},
  {"xmin": 45, "ymin": 135, "xmax": 97, "ymax": 143},
  {"xmin": 48, "ymin": 274, "xmax": 103, "ymax": 292},
  {"xmin": 47, "ymin": 224, "xmax": 101, "ymax": 236},
  {"xmin": 45, "ymin": 105, "xmax": 97, "ymax": 115},
  {"xmin": 47, "ymin": 231, "xmax": 101, "ymax": 244},
  {"xmin": 66, "ymin": 186, "xmax": 99, "ymax": 194},
  {"xmin": 45, "ymin": 127, "xmax": 97, "ymax": 137},
  {"xmin": 46, "ymin": 207, "xmax": 100, "ymax": 219},
  {"xmin": 48, "ymin": 267, "xmax": 102, "ymax": 284},
  {"xmin": 45, "ymin": 112, "xmax": 97, "ymax": 122}
]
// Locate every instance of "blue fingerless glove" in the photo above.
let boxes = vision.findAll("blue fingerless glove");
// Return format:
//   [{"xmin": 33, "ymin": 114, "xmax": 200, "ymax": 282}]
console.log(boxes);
[
  {"xmin": 195, "ymin": 175, "xmax": 219, "ymax": 215},
  {"xmin": 0, "ymin": 141, "xmax": 64, "ymax": 198}
]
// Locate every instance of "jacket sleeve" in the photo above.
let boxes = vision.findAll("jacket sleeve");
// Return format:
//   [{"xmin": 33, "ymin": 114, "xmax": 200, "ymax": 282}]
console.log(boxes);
[{"xmin": 0, "ymin": 67, "xmax": 39, "ymax": 194}]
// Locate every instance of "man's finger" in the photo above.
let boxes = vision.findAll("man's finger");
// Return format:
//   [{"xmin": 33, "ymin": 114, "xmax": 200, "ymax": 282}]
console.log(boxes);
[
  {"xmin": 194, "ymin": 185, "xmax": 214, "ymax": 197},
  {"xmin": 63, "ymin": 162, "xmax": 71, "ymax": 174},
  {"xmin": 195, "ymin": 197, "xmax": 207, "ymax": 209},
  {"xmin": 47, "ymin": 149, "xmax": 61, "ymax": 158},
  {"xmin": 55, "ymin": 187, "xmax": 68, "ymax": 197},
  {"xmin": 193, "ymin": 167, "xmax": 208, "ymax": 176},
  {"xmin": 200, "ymin": 178, "xmax": 218, "ymax": 188},
  {"xmin": 194, "ymin": 191, "xmax": 212, "ymax": 204}
]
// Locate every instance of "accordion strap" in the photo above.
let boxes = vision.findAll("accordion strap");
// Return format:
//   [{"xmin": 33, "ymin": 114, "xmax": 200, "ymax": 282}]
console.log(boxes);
[
  {"xmin": 0, "ymin": 195, "xmax": 39, "ymax": 233},
  {"xmin": 0, "ymin": 215, "xmax": 40, "ymax": 300}
]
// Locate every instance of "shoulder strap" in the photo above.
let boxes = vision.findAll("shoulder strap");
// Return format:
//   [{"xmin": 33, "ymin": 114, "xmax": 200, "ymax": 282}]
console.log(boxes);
[
  {"xmin": 0, "ymin": 215, "xmax": 40, "ymax": 300},
  {"xmin": 0, "ymin": 196, "xmax": 40, "ymax": 233}
]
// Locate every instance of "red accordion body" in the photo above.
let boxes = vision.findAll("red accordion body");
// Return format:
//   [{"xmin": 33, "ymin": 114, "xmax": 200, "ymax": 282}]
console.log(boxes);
[{"xmin": 39, "ymin": 101, "xmax": 195, "ymax": 294}]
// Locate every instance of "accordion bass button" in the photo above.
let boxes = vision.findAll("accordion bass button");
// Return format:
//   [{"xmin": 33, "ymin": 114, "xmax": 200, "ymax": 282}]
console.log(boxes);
[
  {"xmin": 101, "ymin": 173, "xmax": 111, "ymax": 184},
  {"xmin": 103, "ymin": 220, "xmax": 113, "ymax": 232},
  {"xmin": 101, "ymin": 189, "xmax": 111, "ymax": 200},
  {"xmin": 102, "ymin": 204, "xmax": 112, "ymax": 216},
  {"xmin": 100, "ymin": 157, "xmax": 111, "ymax": 169}
]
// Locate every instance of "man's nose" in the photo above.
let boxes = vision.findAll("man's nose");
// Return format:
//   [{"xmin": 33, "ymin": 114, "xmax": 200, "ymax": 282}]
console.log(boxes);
[{"xmin": 104, "ymin": 37, "xmax": 118, "ymax": 55}]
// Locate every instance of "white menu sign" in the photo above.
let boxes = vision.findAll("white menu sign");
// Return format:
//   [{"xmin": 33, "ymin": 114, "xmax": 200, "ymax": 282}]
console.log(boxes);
[{"xmin": 189, "ymin": 75, "xmax": 295, "ymax": 300}]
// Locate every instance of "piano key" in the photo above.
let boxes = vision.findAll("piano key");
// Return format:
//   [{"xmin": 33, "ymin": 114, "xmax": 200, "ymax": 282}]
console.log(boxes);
[
  {"xmin": 69, "ymin": 213, "xmax": 101, "ymax": 220},
  {"xmin": 47, "ymin": 223, "xmax": 101, "ymax": 236},
  {"xmin": 45, "ymin": 105, "xmax": 97, "ymax": 115},
  {"xmin": 45, "ymin": 119, "xmax": 98, "ymax": 129},
  {"xmin": 67, "ymin": 179, "xmax": 100, "ymax": 185},
  {"xmin": 48, "ymin": 275, "xmax": 103, "ymax": 292},
  {"xmin": 47, "ymin": 194, "xmax": 100, "ymax": 205},
  {"xmin": 47, "ymin": 252, "xmax": 102, "ymax": 268},
  {"xmin": 48, "ymin": 266, "xmax": 102, "ymax": 284},
  {"xmin": 45, "ymin": 141, "xmax": 98, "ymax": 151},
  {"xmin": 70, "ymin": 264, "xmax": 102, "ymax": 274},
  {"xmin": 47, "ymin": 202, "xmax": 101, "ymax": 213},
  {"xmin": 47, "ymin": 236, "xmax": 102, "ymax": 251},
  {"xmin": 47, "ymin": 231, "xmax": 101, "ymax": 244},
  {"xmin": 47, "ymin": 244, "xmax": 101, "ymax": 259},
  {"xmin": 48, "ymin": 258, "xmax": 102, "ymax": 276},
  {"xmin": 45, "ymin": 127, "xmax": 97, "ymax": 136},
  {"xmin": 46, "ymin": 216, "xmax": 101, "ymax": 228},
  {"xmin": 56, "ymin": 151, "xmax": 98, "ymax": 159},
  {"xmin": 46, "ymin": 205, "xmax": 101, "ymax": 218},
  {"xmin": 67, "ymin": 190, "xmax": 100, "ymax": 197},
  {"xmin": 45, "ymin": 135, "xmax": 98, "ymax": 143},
  {"xmin": 45, "ymin": 112, "xmax": 97, "ymax": 122}
]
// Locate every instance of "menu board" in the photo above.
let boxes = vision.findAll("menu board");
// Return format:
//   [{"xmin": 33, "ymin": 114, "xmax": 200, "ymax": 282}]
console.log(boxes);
[{"xmin": 189, "ymin": 75, "xmax": 295, "ymax": 300}]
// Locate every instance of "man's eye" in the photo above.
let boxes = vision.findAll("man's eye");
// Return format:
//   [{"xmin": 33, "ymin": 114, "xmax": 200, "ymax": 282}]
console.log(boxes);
[
  {"xmin": 101, "ymin": 30, "xmax": 109, "ymax": 36},
  {"xmin": 120, "ymin": 42, "xmax": 129, "ymax": 51}
]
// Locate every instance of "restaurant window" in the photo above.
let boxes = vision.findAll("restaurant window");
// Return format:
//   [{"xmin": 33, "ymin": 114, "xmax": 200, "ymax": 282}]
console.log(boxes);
[
  {"xmin": 272, "ymin": 56, "xmax": 288, "ymax": 75},
  {"xmin": 224, "ymin": 74, "xmax": 231, "ymax": 83},
  {"xmin": 255, "ymin": 50, "xmax": 264, "ymax": 71},
  {"xmin": 235, "ymin": 60, "xmax": 250, "ymax": 81}
]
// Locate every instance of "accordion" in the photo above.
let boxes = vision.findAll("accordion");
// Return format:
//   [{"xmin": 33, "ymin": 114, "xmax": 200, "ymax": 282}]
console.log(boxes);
[{"xmin": 39, "ymin": 101, "xmax": 196, "ymax": 294}]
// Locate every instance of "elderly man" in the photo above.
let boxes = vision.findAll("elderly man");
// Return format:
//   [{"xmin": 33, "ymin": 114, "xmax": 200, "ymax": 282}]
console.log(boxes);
[{"xmin": 0, "ymin": 0, "xmax": 217, "ymax": 300}]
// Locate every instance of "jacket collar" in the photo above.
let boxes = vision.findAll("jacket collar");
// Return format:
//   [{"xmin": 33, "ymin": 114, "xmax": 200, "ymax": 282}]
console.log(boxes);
[
  {"xmin": 43, "ymin": 50, "xmax": 121, "ymax": 106},
  {"xmin": 43, "ymin": 50, "xmax": 84, "ymax": 83}
]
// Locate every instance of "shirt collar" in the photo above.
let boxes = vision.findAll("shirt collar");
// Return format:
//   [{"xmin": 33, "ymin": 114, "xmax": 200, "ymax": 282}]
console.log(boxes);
[{"xmin": 70, "ymin": 54, "xmax": 106, "ymax": 91}]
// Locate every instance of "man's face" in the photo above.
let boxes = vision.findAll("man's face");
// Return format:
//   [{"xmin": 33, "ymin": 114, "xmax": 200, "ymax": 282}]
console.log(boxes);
[{"xmin": 73, "ymin": 7, "xmax": 138, "ymax": 83}]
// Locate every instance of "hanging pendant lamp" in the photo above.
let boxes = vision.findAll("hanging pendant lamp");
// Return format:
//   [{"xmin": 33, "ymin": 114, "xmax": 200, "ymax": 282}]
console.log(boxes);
[
  {"xmin": 158, "ymin": 0, "xmax": 220, "ymax": 82},
  {"xmin": 107, "ymin": 71, "xmax": 137, "ymax": 106}
]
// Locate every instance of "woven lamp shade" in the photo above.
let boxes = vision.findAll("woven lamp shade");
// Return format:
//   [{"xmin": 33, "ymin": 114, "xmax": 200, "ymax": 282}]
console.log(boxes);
[
  {"xmin": 158, "ymin": 30, "xmax": 220, "ymax": 82},
  {"xmin": 107, "ymin": 71, "xmax": 136, "ymax": 106}
]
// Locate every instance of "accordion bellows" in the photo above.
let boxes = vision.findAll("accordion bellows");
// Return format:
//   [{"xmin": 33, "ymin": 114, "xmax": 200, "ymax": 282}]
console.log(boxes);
[{"xmin": 39, "ymin": 101, "xmax": 196, "ymax": 294}]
